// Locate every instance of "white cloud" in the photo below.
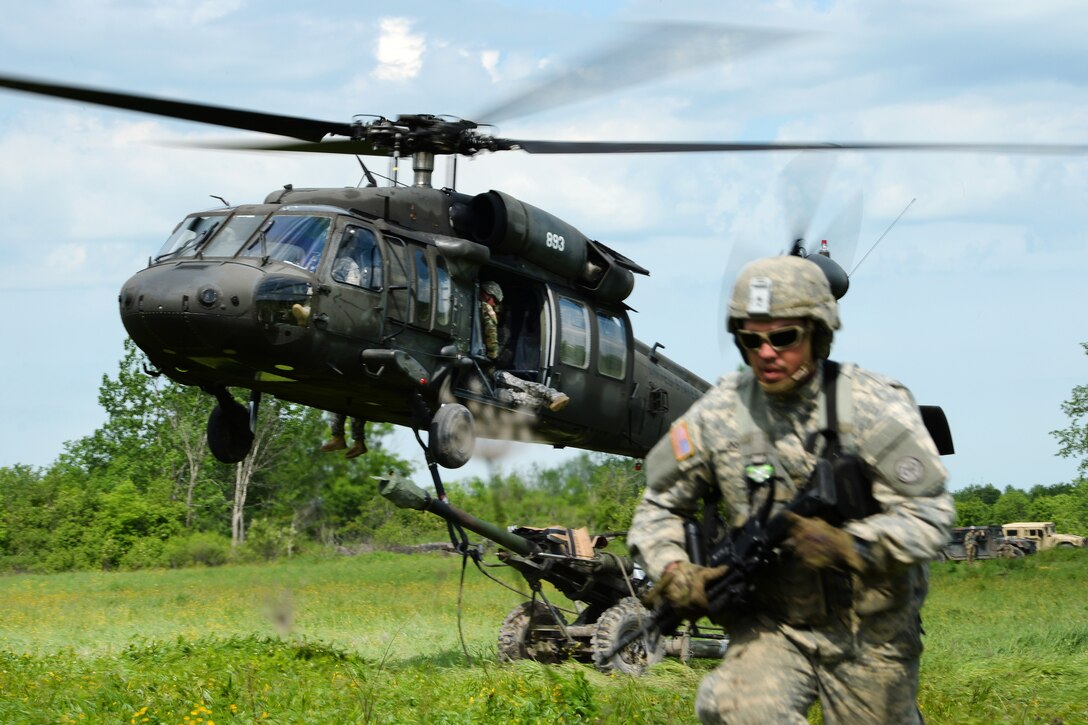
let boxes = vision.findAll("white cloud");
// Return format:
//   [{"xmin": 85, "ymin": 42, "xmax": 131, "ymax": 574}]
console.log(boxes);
[
  {"xmin": 481, "ymin": 50, "xmax": 501, "ymax": 83},
  {"xmin": 0, "ymin": 0, "xmax": 1086, "ymax": 489},
  {"xmin": 372, "ymin": 17, "xmax": 425, "ymax": 82},
  {"xmin": 151, "ymin": 0, "xmax": 244, "ymax": 26},
  {"xmin": 45, "ymin": 243, "xmax": 87, "ymax": 272}
]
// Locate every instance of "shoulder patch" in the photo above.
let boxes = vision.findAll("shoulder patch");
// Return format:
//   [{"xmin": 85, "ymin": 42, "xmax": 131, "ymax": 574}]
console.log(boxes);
[
  {"xmin": 671, "ymin": 421, "xmax": 695, "ymax": 461},
  {"xmin": 894, "ymin": 456, "xmax": 925, "ymax": 484}
]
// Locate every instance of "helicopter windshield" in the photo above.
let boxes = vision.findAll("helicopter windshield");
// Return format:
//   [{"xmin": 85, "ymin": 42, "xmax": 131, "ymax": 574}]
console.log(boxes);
[
  {"xmin": 155, "ymin": 214, "xmax": 225, "ymax": 261},
  {"xmin": 239, "ymin": 214, "xmax": 331, "ymax": 272},
  {"xmin": 198, "ymin": 213, "xmax": 269, "ymax": 258}
]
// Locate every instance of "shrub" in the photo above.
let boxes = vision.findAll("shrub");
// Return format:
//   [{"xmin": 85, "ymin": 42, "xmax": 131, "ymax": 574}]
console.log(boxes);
[
  {"xmin": 119, "ymin": 537, "xmax": 167, "ymax": 570},
  {"xmin": 239, "ymin": 519, "xmax": 298, "ymax": 562},
  {"xmin": 163, "ymin": 532, "xmax": 231, "ymax": 568}
]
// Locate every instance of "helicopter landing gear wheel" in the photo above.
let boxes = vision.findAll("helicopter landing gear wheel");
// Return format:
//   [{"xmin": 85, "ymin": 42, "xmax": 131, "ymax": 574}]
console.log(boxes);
[
  {"xmin": 497, "ymin": 601, "xmax": 566, "ymax": 664},
  {"xmin": 207, "ymin": 398, "xmax": 254, "ymax": 464},
  {"xmin": 590, "ymin": 597, "xmax": 665, "ymax": 676},
  {"xmin": 429, "ymin": 403, "xmax": 475, "ymax": 469}
]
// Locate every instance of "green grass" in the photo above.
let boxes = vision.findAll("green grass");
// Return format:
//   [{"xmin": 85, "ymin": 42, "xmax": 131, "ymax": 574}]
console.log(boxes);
[{"xmin": 0, "ymin": 549, "xmax": 1086, "ymax": 724}]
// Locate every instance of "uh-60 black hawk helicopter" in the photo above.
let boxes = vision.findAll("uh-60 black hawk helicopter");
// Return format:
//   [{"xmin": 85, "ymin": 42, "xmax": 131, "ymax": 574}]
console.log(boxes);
[{"xmin": 1, "ymin": 25, "xmax": 1080, "ymax": 472}]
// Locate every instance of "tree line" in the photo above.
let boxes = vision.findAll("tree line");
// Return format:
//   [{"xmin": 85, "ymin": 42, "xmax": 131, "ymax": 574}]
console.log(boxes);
[
  {"xmin": 0, "ymin": 341, "xmax": 645, "ymax": 573},
  {"xmin": 1, "ymin": 340, "xmax": 1086, "ymax": 572},
  {"xmin": 951, "ymin": 482, "xmax": 1088, "ymax": 535}
]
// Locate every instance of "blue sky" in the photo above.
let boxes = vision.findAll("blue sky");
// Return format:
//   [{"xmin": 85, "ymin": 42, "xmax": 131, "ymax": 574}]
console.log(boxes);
[{"xmin": 1, "ymin": 0, "xmax": 1086, "ymax": 491}]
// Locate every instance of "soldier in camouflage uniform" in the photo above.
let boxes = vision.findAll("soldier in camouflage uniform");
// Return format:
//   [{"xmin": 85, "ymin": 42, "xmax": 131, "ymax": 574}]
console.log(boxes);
[
  {"xmin": 627, "ymin": 255, "xmax": 955, "ymax": 725},
  {"xmin": 963, "ymin": 526, "xmax": 980, "ymax": 563},
  {"xmin": 480, "ymin": 280, "xmax": 503, "ymax": 362},
  {"xmin": 479, "ymin": 281, "xmax": 569, "ymax": 413}
]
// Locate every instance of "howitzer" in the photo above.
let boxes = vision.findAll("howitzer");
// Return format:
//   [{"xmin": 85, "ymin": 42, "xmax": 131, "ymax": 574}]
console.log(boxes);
[
  {"xmin": 606, "ymin": 450, "xmax": 876, "ymax": 659},
  {"xmin": 378, "ymin": 474, "xmax": 728, "ymax": 674}
]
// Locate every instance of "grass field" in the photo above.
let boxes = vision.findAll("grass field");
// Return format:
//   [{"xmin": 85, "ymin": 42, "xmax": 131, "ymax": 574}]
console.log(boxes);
[{"xmin": 1, "ymin": 549, "xmax": 1086, "ymax": 724}]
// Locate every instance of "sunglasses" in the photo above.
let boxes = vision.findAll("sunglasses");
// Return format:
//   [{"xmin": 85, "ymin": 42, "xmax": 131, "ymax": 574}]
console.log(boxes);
[{"xmin": 736, "ymin": 325, "xmax": 808, "ymax": 352}]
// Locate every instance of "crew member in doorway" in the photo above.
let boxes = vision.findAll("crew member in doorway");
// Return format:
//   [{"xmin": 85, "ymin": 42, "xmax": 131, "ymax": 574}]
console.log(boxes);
[{"xmin": 480, "ymin": 281, "xmax": 569, "ymax": 413}]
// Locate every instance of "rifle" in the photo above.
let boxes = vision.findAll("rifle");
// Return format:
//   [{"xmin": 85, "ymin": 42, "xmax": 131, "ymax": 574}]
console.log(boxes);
[{"xmin": 606, "ymin": 446, "xmax": 876, "ymax": 660}]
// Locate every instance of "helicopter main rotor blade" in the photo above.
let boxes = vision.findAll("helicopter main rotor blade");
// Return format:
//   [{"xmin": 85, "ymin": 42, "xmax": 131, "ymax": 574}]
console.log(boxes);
[
  {"xmin": 187, "ymin": 136, "xmax": 1088, "ymax": 157},
  {"xmin": 186, "ymin": 138, "xmax": 389, "ymax": 156},
  {"xmin": 0, "ymin": 73, "xmax": 355, "ymax": 142},
  {"xmin": 178, "ymin": 134, "xmax": 1088, "ymax": 160},
  {"xmin": 476, "ymin": 22, "xmax": 801, "ymax": 125},
  {"xmin": 816, "ymin": 190, "xmax": 864, "ymax": 274},
  {"xmin": 510, "ymin": 139, "xmax": 1088, "ymax": 155},
  {"xmin": 779, "ymin": 153, "xmax": 836, "ymax": 248}
]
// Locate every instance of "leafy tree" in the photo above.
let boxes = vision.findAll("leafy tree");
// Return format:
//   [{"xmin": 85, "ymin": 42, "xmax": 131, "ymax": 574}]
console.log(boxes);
[
  {"xmin": 246, "ymin": 413, "xmax": 413, "ymax": 545},
  {"xmin": 953, "ymin": 498, "xmax": 992, "ymax": 527},
  {"xmin": 229, "ymin": 396, "xmax": 290, "ymax": 547},
  {"xmin": 1052, "ymin": 342, "xmax": 1088, "ymax": 475},
  {"xmin": 157, "ymin": 382, "xmax": 214, "ymax": 528},
  {"xmin": 992, "ymin": 487, "xmax": 1031, "ymax": 524},
  {"xmin": 954, "ymin": 484, "xmax": 1002, "ymax": 507},
  {"xmin": 1028, "ymin": 482, "xmax": 1076, "ymax": 499}
]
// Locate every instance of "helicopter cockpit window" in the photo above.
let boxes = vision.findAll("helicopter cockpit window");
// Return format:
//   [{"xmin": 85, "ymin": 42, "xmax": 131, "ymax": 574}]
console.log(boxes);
[
  {"xmin": 155, "ymin": 214, "xmax": 224, "ymax": 261},
  {"xmin": 239, "ymin": 215, "xmax": 331, "ymax": 272},
  {"xmin": 596, "ymin": 311, "xmax": 627, "ymax": 380},
  {"xmin": 199, "ymin": 214, "xmax": 268, "ymax": 258},
  {"xmin": 413, "ymin": 249, "xmax": 432, "ymax": 325},
  {"xmin": 557, "ymin": 297, "xmax": 590, "ymax": 369},
  {"xmin": 333, "ymin": 226, "xmax": 382, "ymax": 290}
]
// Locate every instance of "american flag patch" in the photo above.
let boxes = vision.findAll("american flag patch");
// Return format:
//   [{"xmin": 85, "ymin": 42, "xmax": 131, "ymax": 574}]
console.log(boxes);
[{"xmin": 671, "ymin": 421, "xmax": 694, "ymax": 461}]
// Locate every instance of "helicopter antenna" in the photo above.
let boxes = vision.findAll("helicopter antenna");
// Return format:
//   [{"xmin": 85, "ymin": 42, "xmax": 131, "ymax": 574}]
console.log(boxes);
[
  {"xmin": 850, "ymin": 197, "xmax": 915, "ymax": 276},
  {"xmin": 355, "ymin": 157, "xmax": 378, "ymax": 188},
  {"xmin": 210, "ymin": 194, "xmax": 230, "ymax": 207}
]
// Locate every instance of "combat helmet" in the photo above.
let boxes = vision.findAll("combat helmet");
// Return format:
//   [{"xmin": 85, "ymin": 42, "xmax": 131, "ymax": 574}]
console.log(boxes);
[
  {"xmin": 482, "ymin": 280, "xmax": 504, "ymax": 303},
  {"xmin": 727, "ymin": 255, "xmax": 840, "ymax": 359}
]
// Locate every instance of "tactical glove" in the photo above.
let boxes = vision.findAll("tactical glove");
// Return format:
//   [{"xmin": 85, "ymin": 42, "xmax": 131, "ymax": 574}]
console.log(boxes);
[
  {"xmin": 643, "ymin": 561, "xmax": 728, "ymax": 613},
  {"xmin": 784, "ymin": 512, "xmax": 864, "ymax": 572}
]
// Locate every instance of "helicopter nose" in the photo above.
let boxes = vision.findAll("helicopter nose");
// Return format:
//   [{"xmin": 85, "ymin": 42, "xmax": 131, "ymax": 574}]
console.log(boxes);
[{"xmin": 119, "ymin": 260, "xmax": 314, "ymax": 363}]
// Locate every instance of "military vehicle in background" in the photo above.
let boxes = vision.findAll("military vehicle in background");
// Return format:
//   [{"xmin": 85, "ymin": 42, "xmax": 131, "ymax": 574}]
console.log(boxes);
[
  {"xmin": 1001, "ymin": 522, "xmax": 1086, "ymax": 550},
  {"xmin": 939, "ymin": 525, "xmax": 1037, "ymax": 562}
]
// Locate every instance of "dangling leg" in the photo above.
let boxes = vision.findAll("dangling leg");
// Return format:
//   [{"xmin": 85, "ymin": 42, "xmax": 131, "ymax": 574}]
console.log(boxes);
[
  {"xmin": 494, "ymin": 371, "xmax": 570, "ymax": 412},
  {"xmin": 320, "ymin": 412, "xmax": 348, "ymax": 452},
  {"xmin": 345, "ymin": 417, "xmax": 368, "ymax": 459}
]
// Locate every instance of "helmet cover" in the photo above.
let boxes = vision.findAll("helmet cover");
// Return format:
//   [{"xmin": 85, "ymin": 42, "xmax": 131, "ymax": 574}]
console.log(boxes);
[
  {"xmin": 727, "ymin": 255, "xmax": 840, "ymax": 332},
  {"xmin": 482, "ymin": 280, "xmax": 504, "ymax": 303}
]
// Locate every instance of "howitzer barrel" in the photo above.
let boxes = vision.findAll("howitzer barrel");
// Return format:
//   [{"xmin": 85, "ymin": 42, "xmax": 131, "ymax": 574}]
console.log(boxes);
[{"xmin": 377, "ymin": 475, "xmax": 539, "ymax": 557}]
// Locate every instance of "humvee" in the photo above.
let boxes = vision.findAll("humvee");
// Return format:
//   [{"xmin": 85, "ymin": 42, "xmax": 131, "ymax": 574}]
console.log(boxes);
[
  {"xmin": 1001, "ymin": 522, "xmax": 1086, "ymax": 550},
  {"xmin": 938, "ymin": 525, "xmax": 1037, "ymax": 562}
]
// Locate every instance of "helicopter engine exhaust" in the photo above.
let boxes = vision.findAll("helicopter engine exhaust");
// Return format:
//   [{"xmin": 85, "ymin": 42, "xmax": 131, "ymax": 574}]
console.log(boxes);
[{"xmin": 469, "ymin": 190, "xmax": 635, "ymax": 302}]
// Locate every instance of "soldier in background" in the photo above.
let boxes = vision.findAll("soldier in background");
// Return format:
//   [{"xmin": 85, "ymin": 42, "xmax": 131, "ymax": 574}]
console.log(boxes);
[
  {"xmin": 964, "ymin": 526, "xmax": 984, "ymax": 563},
  {"xmin": 627, "ymin": 256, "xmax": 955, "ymax": 724}
]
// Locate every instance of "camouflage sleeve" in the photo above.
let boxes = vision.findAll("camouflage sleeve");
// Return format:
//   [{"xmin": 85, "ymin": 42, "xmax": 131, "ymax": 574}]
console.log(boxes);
[
  {"xmin": 628, "ymin": 411, "xmax": 715, "ymax": 579},
  {"xmin": 481, "ymin": 304, "xmax": 499, "ymax": 359},
  {"xmin": 843, "ymin": 370, "xmax": 955, "ymax": 570}
]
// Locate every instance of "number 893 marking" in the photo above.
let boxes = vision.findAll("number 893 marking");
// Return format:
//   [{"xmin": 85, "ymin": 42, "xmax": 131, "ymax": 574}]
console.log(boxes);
[{"xmin": 545, "ymin": 231, "xmax": 566, "ymax": 251}]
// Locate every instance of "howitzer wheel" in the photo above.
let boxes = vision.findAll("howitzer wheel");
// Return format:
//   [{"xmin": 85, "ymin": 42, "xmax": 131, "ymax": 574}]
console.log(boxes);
[
  {"xmin": 497, "ymin": 601, "xmax": 567, "ymax": 664},
  {"xmin": 590, "ymin": 597, "xmax": 665, "ymax": 676}
]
